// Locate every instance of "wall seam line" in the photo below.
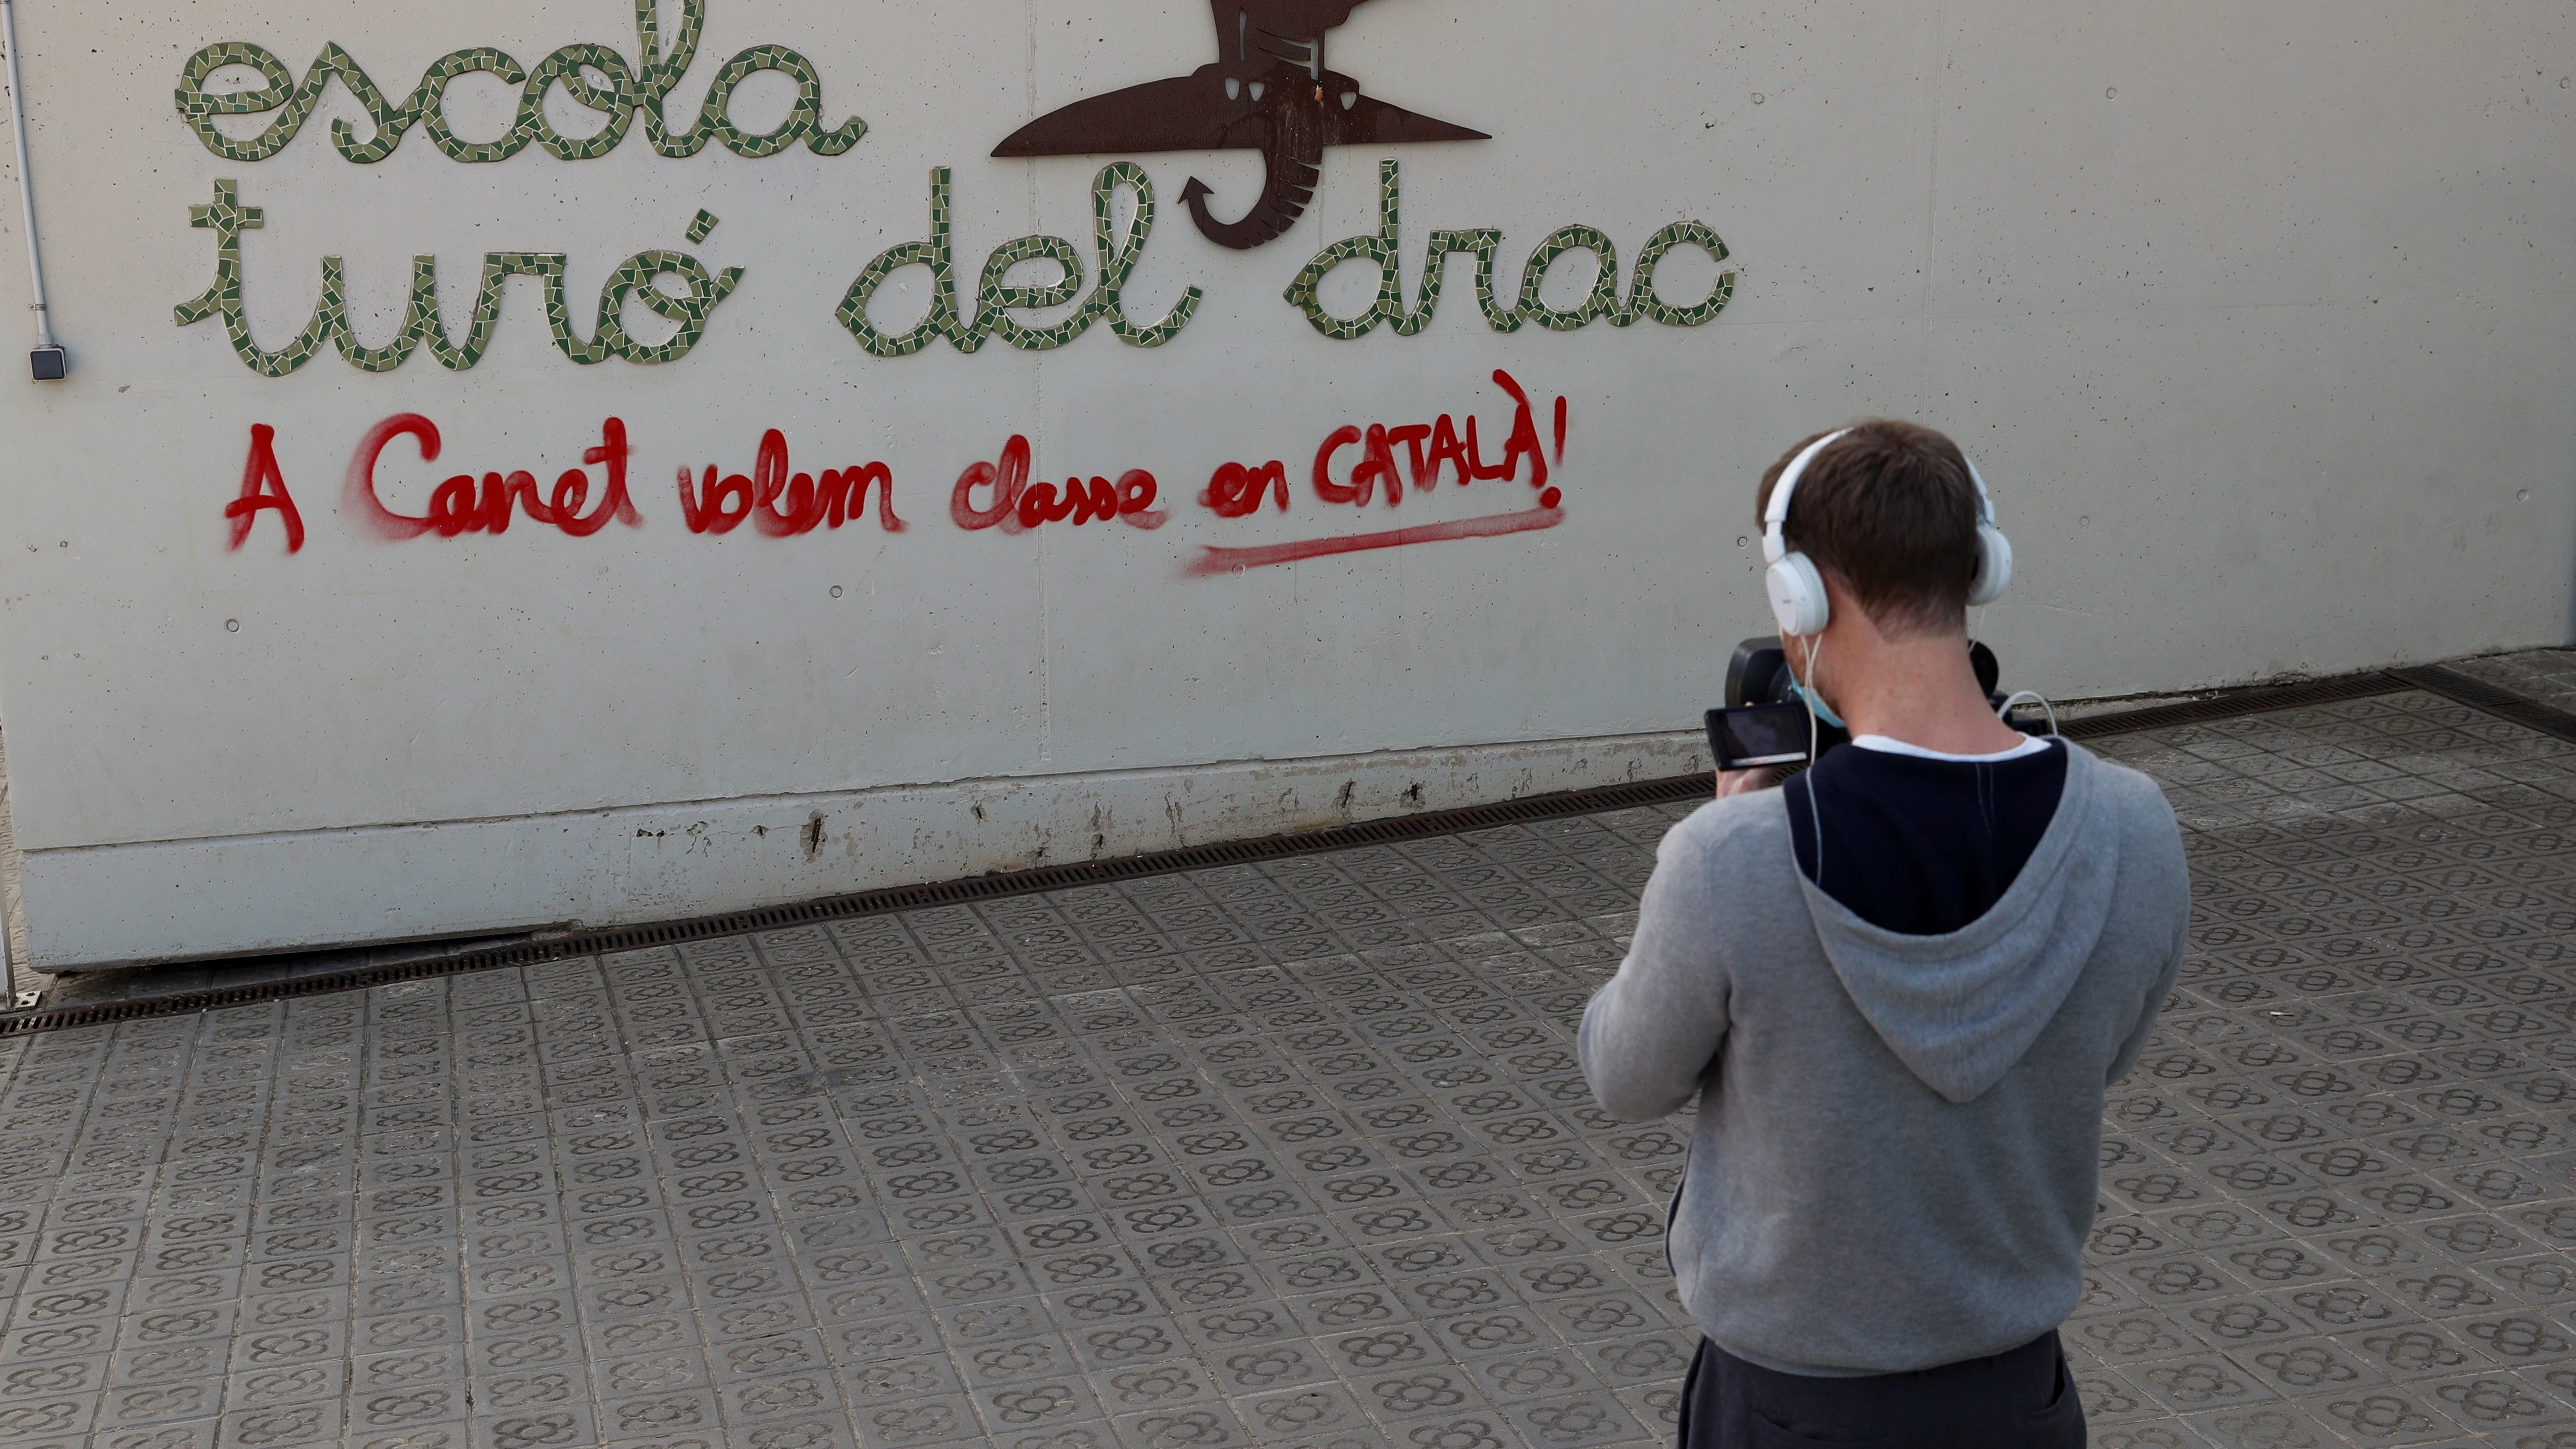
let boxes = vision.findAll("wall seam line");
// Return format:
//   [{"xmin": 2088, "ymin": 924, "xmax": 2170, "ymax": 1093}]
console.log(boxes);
[{"xmin": 15, "ymin": 728, "xmax": 1713, "ymax": 859}]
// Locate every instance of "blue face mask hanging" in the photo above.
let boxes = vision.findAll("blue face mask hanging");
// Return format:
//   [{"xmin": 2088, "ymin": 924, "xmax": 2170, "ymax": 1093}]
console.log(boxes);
[{"xmin": 1789, "ymin": 671, "xmax": 1847, "ymax": 731}]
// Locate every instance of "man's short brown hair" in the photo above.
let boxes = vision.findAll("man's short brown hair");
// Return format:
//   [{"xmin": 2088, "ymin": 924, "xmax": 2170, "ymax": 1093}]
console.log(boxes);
[{"xmin": 1755, "ymin": 420, "xmax": 1981, "ymax": 638}]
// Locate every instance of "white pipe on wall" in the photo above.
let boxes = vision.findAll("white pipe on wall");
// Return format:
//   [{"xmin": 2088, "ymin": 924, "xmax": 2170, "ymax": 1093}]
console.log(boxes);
[{"xmin": 0, "ymin": 0, "xmax": 61, "ymax": 379}]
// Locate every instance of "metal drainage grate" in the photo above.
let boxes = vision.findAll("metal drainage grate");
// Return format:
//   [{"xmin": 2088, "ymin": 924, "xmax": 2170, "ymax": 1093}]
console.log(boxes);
[{"xmin": 0, "ymin": 662, "xmax": 2525, "ymax": 1037}]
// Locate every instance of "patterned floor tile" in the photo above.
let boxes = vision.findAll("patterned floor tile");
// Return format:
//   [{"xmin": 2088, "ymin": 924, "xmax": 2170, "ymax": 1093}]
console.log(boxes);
[{"xmin": 5, "ymin": 688, "xmax": 2576, "ymax": 1449}]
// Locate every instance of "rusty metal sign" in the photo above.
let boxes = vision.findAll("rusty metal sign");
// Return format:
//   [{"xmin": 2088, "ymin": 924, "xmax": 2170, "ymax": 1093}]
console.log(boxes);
[{"xmin": 993, "ymin": 2, "xmax": 1488, "ymax": 250}]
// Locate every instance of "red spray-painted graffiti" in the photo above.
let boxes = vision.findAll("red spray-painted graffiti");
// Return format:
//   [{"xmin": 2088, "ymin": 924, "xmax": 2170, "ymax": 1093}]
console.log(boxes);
[
  {"xmin": 227, "ymin": 370, "xmax": 1562, "ymax": 566},
  {"xmin": 227, "ymin": 423, "xmax": 306, "ymax": 553},
  {"xmin": 346, "ymin": 415, "xmax": 644, "ymax": 539},
  {"xmin": 679, "ymin": 430, "xmax": 904, "ymax": 535},
  {"xmin": 1312, "ymin": 370, "xmax": 1564, "ymax": 510},
  {"xmin": 1201, "ymin": 460, "xmax": 1291, "ymax": 519},
  {"xmin": 1185, "ymin": 369, "xmax": 1569, "ymax": 575},
  {"xmin": 951, "ymin": 435, "xmax": 1168, "ymax": 533}
]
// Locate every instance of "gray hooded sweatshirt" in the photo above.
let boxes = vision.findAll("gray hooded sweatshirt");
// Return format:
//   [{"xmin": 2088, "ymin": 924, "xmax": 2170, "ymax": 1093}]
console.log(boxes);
[{"xmin": 1579, "ymin": 743, "xmax": 2187, "ymax": 1376}]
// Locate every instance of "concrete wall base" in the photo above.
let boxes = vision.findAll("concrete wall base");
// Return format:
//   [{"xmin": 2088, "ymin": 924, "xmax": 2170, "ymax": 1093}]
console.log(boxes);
[{"xmin": 18, "ymin": 729, "xmax": 1709, "ymax": 972}]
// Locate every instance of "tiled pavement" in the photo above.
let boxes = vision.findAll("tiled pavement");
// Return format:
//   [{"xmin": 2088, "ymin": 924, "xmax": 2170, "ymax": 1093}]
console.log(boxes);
[
  {"xmin": 2455, "ymin": 651, "xmax": 2576, "ymax": 718},
  {"xmin": 0, "ymin": 668, "xmax": 2574, "ymax": 1449}
]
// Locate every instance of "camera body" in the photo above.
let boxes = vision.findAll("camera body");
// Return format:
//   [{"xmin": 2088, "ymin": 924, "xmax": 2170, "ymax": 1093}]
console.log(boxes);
[{"xmin": 1712, "ymin": 636, "xmax": 2010, "ymax": 770}]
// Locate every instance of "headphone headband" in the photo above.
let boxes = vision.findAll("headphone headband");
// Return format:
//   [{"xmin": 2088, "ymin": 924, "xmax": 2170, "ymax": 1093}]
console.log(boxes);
[
  {"xmin": 1963, "ymin": 456, "xmax": 1997, "ymax": 529},
  {"xmin": 1760, "ymin": 428, "xmax": 1853, "ymax": 564},
  {"xmin": 1766, "ymin": 428, "xmax": 1997, "ymax": 543}
]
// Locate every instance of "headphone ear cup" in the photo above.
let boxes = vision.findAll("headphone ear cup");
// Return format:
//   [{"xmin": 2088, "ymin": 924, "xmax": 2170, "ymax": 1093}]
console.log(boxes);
[
  {"xmin": 1766, "ymin": 553, "xmax": 1831, "ymax": 637},
  {"xmin": 1968, "ymin": 526, "xmax": 2013, "ymax": 606}
]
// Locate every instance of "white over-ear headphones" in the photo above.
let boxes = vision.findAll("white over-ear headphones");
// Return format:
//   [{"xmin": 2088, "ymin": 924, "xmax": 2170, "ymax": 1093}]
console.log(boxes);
[{"xmin": 1761, "ymin": 427, "xmax": 2014, "ymax": 637}]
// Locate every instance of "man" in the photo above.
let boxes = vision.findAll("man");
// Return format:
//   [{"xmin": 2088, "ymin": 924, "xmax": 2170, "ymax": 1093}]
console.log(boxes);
[{"xmin": 1579, "ymin": 421, "xmax": 2187, "ymax": 1446}]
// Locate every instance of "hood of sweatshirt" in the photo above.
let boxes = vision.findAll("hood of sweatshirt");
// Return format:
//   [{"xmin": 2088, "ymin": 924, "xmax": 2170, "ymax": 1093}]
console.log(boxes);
[{"xmin": 1794, "ymin": 744, "xmax": 2120, "ymax": 1104}]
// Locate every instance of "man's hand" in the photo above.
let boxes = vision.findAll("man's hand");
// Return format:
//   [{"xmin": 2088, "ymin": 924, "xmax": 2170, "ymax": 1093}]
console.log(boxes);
[{"xmin": 1716, "ymin": 766, "xmax": 1776, "ymax": 800}]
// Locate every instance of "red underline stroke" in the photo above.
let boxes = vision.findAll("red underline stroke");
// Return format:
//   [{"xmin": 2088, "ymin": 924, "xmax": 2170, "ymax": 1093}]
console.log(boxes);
[{"xmin": 1186, "ymin": 506, "xmax": 1565, "ymax": 577}]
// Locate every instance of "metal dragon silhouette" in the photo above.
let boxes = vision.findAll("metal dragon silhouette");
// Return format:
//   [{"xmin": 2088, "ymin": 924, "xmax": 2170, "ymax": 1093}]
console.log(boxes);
[{"xmin": 992, "ymin": 2, "xmax": 1488, "ymax": 251}]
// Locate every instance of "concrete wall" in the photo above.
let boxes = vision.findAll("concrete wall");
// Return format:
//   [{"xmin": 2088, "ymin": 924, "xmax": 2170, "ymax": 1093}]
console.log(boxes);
[{"xmin": 1, "ymin": 1, "xmax": 2569, "ymax": 969}]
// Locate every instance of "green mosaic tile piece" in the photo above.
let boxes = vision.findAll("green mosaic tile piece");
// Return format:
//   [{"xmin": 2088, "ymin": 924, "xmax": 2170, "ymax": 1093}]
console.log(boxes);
[{"xmin": 687, "ymin": 209, "xmax": 720, "ymax": 245}]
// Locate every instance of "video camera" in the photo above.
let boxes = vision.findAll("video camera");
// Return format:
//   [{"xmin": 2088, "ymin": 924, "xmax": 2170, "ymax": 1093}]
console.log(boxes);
[{"xmin": 1708, "ymin": 635, "xmax": 2018, "ymax": 771}]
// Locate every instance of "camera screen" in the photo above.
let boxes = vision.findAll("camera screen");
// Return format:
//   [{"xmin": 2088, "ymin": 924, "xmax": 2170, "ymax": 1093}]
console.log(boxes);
[{"xmin": 1707, "ymin": 704, "xmax": 1812, "ymax": 770}]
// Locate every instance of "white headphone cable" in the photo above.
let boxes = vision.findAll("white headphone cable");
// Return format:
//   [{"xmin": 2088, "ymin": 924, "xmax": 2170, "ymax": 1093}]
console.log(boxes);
[
  {"xmin": 1996, "ymin": 689, "xmax": 2061, "ymax": 738},
  {"xmin": 1796, "ymin": 634, "xmax": 1827, "ymax": 891}
]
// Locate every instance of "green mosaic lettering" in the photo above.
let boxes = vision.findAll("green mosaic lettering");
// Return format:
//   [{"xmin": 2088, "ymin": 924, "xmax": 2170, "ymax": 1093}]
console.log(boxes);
[
  {"xmin": 418, "ymin": 48, "xmax": 534, "ymax": 165},
  {"xmin": 1284, "ymin": 161, "xmax": 1730, "ymax": 339},
  {"xmin": 175, "ymin": 181, "xmax": 740, "ymax": 375},
  {"xmin": 519, "ymin": 45, "xmax": 639, "ymax": 161},
  {"xmin": 839, "ymin": 165, "xmax": 1198, "ymax": 358},
  {"xmin": 579, "ymin": 251, "xmax": 747, "ymax": 365},
  {"xmin": 1627, "ymin": 222, "xmax": 1734, "ymax": 327},
  {"xmin": 1515, "ymin": 225, "xmax": 1622, "ymax": 332},
  {"xmin": 836, "ymin": 168, "xmax": 977, "ymax": 358},
  {"xmin": 1091, "ymin": 162, "xmax": 1200, "ymax": 348},
  {"xmin": 172, "ymin": 0, "xmax": 864, "ymax": 165},
  {"xmin": 1282, "ymin": 161, "xmax": 1509, "ymax": 338},
  {"xmin": 977, "ymin": 235, "xmax": 1089, "ymax": 352}
]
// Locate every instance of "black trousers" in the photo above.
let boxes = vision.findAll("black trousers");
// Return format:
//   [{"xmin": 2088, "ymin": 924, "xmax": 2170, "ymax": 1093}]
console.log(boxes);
[{"xmin": 1674, "ymin": 1330, "xmax": 2085, "ymax": 1448}]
